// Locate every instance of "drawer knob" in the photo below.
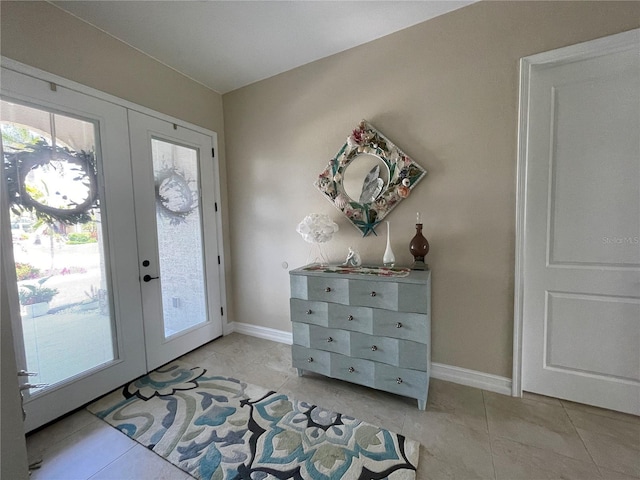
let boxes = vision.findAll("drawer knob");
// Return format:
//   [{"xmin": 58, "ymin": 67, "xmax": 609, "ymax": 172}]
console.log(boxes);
[
  {"xmin": 325, "ymin": 287, "xmax": 332, "ymax": 293},
  {"xmin": 371, "ymin": 345, "xmax": 378, "ymax": 351},
  {"xmin": 347, "ymin": 315, "xmax": 354, "ymax": 321},
  {"xmin": 348, "ymin": 367, "xmax": 355, "ymax": 373},
  {"xmin": 396, "ymin": 322, "xmax": 403, "ymax": 328},
  {"xmin": 306, "ymin": 309, "xmax": 313, "ymax": 315},
  {"xmin": 396, "ymin": 377, "xmax": 403, "ymax": 384},
  {"xmin": 327, "ymin": 337, "xmax": 333, "ymax": 342},
  {"xmin": 307, "ymin": 357, "xmax": 314, "ymax": 363},
  {"xmin": 370, "ymin": 291, "xmax": 377, "ymax": 297}
]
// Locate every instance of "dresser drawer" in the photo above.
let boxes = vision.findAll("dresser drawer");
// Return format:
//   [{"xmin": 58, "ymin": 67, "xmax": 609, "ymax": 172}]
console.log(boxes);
[
  {"xmin": 328, "ymin": 303, "xmax": 373, "ymax": 334},
  {"xmin": 331, "ymin": 354, "xmax": 374, "ymax": 388},
  {"xmin": 350, "ymin": 331, "xmax": 399, "ymax": 365},
  {"xmin": 375, "ymin": 363, "xmax": 428, "ymax": 401},
  {"xmin": 307, "ymin": 276, "xmax": 349, "ymax": 304},
  {"xmin": 292, "ymin": 345, "xmax": 330, "ymax": 376},
  {"xmin": 290, "ymin": 299, "xmax": 329, "ymax": 326},
  {"xmin": 292, "ymin": 322, "xmax": 311, "ymax": 347},
  {"xmin": 372, "ymin": 310, "xmax": 429, "ymax": 343},
  {"xmin": 308, "ymin": 325, "xmax": 350, "ymax": 356},
  {"xmin": 349, "ymin": 280, "xmax": 429, "ymax": 313},
  {"xmin": 349, "ymin": 280, "xmax": 398, "ymax": 310},
  {"xmin": 350, "ymin": 332, "xmax": 428, "ymax": 370}
]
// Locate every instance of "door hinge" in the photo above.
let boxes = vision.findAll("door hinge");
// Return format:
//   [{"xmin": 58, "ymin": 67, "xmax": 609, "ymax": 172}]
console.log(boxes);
[
  {"xmin": 212, "ymin": 147, "xmax": 215, "ymax": 158},
  {"xmin": 214, "ymin": 202, "xmax": 218, "ymax": 212},
  {"xmin": 217, "ymin": 255, "xmax": 221, "ymax": 265},
  {"xmin": 220, "ymin": 307, "xmax": 224, "ymax": 316}
]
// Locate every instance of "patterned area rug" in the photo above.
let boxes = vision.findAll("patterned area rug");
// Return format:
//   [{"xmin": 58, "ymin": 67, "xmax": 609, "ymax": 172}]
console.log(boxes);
[{"xmin": 88, "ymin": 362, "xmax": 419, "ymax": 479}]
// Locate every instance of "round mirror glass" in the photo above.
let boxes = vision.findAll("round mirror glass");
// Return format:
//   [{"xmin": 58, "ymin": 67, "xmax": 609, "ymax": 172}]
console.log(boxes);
[{"xmin": 342, "ymin": 153, "xmax": 389, "ymax": 204}]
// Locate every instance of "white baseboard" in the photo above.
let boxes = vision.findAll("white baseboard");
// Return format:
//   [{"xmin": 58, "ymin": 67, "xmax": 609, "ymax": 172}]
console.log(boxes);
[
  {"xmin": 431, "ymin": 362, "xmax": 512, "ymax": 396},
  {"xmin": 227, "ymin": 322, "xmax": 293, "ymax": 345},
  {"xmin": 228, "ymin": 323, "xmax": 512, "ymax": 395}
]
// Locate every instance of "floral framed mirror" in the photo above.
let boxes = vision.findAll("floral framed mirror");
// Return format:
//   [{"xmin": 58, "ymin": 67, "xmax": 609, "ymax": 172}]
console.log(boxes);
[{"xmin": 315, "ymin": 120, "xmax": 427, "ymax": 236}]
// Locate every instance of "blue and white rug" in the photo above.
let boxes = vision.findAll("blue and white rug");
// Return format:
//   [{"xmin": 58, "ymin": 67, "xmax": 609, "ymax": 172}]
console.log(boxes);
[{"xmin": 88, "ymin": 362, "xmax": 419, "ymax": 479}]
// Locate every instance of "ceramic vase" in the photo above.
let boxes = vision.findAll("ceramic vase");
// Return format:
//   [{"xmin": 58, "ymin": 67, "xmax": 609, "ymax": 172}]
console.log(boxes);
[
  {"xmin": 383, "ymin": 221, "xmax": 395, "ymax": 267},
  {"xmin": 409, "ymin": 223, "xmax": 429, "ymax": 270}
]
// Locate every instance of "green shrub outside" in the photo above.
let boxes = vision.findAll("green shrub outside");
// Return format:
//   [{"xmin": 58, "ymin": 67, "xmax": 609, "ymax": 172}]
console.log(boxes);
[{"xmin": 66, "ymin": 232, "xmax": 97, "ymax": 245}]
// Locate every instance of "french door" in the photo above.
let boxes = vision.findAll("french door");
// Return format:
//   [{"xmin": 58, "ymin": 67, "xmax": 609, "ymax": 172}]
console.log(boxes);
[
  {"xmin": 129, "ymin": 111, "xmax": 222, "ymax": 370},
  {"xmin": 1, "ymin": 66, "xmax": 223, "ymax": 431}
]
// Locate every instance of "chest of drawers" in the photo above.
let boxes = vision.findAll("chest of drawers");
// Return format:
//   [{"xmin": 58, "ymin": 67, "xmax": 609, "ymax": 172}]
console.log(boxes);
[{"xmin": 289, "ymin": 265, "xmax": 431, "ymax": 410}]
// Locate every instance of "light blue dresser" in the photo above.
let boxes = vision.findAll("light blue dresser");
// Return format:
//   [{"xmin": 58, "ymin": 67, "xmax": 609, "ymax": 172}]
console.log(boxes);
[{"xmin": 289, "ymin": 265, "xmax": 431, "ymax": 409}]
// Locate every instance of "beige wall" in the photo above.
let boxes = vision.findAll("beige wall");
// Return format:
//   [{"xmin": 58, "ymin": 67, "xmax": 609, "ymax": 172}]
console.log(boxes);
[{"xmin": 223, "ymin": 1, "xmax": 640, "ymax": 378}]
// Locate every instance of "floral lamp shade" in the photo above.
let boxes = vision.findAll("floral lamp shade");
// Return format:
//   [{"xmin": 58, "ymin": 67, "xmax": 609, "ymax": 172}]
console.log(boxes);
[
  {"xmin": 296, "ymin": 213, "xmax": 339, "ymax": 265},
  {"xmin": 314, "ymin": 120, "xmax": 427, "ymax": 237}
]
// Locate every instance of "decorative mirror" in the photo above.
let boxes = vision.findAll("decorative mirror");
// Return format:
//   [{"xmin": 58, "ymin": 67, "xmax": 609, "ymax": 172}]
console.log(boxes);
[{"xmin": 315, "ymin": 120, "xmax": 427, "ymax": 236}]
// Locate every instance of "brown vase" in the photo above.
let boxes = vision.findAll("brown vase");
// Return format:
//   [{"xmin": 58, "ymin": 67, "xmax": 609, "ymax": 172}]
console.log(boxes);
[{"xmin": 409, "ymin": 223, "xmax": 429, "ymax": 270}]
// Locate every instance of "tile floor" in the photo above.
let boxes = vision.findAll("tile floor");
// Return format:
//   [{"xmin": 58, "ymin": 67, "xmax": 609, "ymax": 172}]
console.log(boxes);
[{"xmin": 27, "ymin": 333, "xmax": 639, "ymax": 480}]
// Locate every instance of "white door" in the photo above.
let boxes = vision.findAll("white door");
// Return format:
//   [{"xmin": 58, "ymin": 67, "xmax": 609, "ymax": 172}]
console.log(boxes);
[
  {"xmin": 1, "ymin": 69, "xmax": 147, "ymax": 431},
  {"xmin": 519, "ymin": 30, "xmax": 640, "ymax": 414},
  {"xmin": 129, "ymin": 111, "xmax": 223, "ymax": 370}
]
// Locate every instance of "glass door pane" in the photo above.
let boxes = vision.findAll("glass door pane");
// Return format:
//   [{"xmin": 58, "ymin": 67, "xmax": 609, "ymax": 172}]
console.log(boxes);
[
  {"xmin": 151, "ymin": 138, "xmax": 208, "ymax": 337},
  {"xmin": 2, "ymin": 100, "xmax": 115, "ymax": 390}
]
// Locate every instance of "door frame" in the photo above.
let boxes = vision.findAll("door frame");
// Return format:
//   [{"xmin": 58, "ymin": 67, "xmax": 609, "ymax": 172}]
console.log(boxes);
[
  {"xmin": 512, "ymin": 28, "xmax": 640, "ymax": 397},
  {"xmin": 0, "ymin": 57, "xmax": 228, "ymax": 429}
]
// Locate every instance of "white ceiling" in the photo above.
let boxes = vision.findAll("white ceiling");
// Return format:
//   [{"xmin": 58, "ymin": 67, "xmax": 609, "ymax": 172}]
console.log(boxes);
[{"xmin": 51, "ymin": 1, "xmax": 475, "ymax": 94}]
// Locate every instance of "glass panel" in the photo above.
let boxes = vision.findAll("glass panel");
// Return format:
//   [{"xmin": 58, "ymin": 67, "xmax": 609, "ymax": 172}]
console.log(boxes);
[
  {"xmin": 1, "ymin": 100, "xmax": 115, "ymax": 390},
  {"xmin": 151, "ymin": 138, "xmax": 208, "ymax": 337}
]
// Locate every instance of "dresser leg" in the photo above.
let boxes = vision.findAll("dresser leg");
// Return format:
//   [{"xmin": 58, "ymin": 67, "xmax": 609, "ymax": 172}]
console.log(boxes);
[
  {"xmin": 296, "ymin": 368, "xmax": 304, "ymax": 377},
  {"xmin": 417, "ymin": 398, "xmax": 426, "ymax": 410}
]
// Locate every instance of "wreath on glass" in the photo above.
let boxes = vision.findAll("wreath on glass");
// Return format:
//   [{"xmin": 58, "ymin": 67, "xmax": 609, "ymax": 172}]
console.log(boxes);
[
  {"xmin": 3, "ymin": 140, "xmax": 98, "ymax": 225},
  {"xmin": 154, "ymin": 166, "xmax": 199, "ymax": 225}
]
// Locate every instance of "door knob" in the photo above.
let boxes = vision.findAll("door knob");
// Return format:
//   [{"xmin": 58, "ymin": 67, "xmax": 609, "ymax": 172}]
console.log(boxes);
[{"xmin": 143, "ymin": 274, "xmax": 159, "ymax": 282}]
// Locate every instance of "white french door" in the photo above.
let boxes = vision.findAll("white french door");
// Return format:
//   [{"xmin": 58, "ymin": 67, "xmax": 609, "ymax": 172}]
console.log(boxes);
[
  {"xmin": 129, "ymin": 111, "xmax": 223, "ymax": 370},
  {"xmin": 1, "ymin": 66, "xmax": 223, "ymax": 432},
  {"xmin": 1, "ymin": 68, "xmax": 147, "ymax": 431}
]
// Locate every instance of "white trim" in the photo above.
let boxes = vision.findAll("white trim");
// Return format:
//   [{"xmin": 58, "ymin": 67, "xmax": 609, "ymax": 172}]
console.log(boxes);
[
  {"xmin": 228, "ymin": 324, "xmax": 512, "ymax": 395},
  {"xmin": 228, "ymin": 322, "xmax": 293, "ymax": 345},
  {"xmin": 512, "ymin": 28, "xmax": 640, "ymax": 399},
  {"xmin": 0, "ymin": 56, "xmax": 215, "ymax": 137},
  {"xmin": 431, "ymin": 363, "xmax": 512, "ymax": 396}
]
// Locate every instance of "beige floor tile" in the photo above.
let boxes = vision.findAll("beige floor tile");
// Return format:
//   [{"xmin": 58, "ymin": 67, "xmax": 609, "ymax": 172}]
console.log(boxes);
[
  {"xmin": 426, "ymin": 378, "xmax": 488, "ymax": 433},
  {"xmin": 566, "ymin": 407, "xmax": 640, "ymax": 477},
  {"xmin": 195, "ymin": 351, "xmax": 292, "ymax": 390},
  {"xmin": 88, "ymin": 443, "xmax": 192, "ymax": 480},
  {"xmin": 522, "ymin": 390, "xmax": 563, "ymax": 406},
  {"xmin": 484, "ymin": 390, "xmax": 592, "ymax": 462},
  {"xmin": 491, "ymin": 436, "xmax": 601, "ymax": 480},
  {"xmin": 27, "ymin": 409, "xmax": 100, "ymax": 462},
  {"xmin": 574, "ymin": 428, "xmax": 640, "ymax": 477},
  {"xmin": 406, "ymin": 414, "xmax": 495, "ymax": 480},
  {"xmin": 598, "ymin": 467, "xmax": 640, "ymax": 479},
  {"xmin": 29, "ymin": 420, "xmax": 135, "ymax": 480},
  {"xmin": 562, "ymin": 399, "xmax": 640, "ymax": 425}
]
